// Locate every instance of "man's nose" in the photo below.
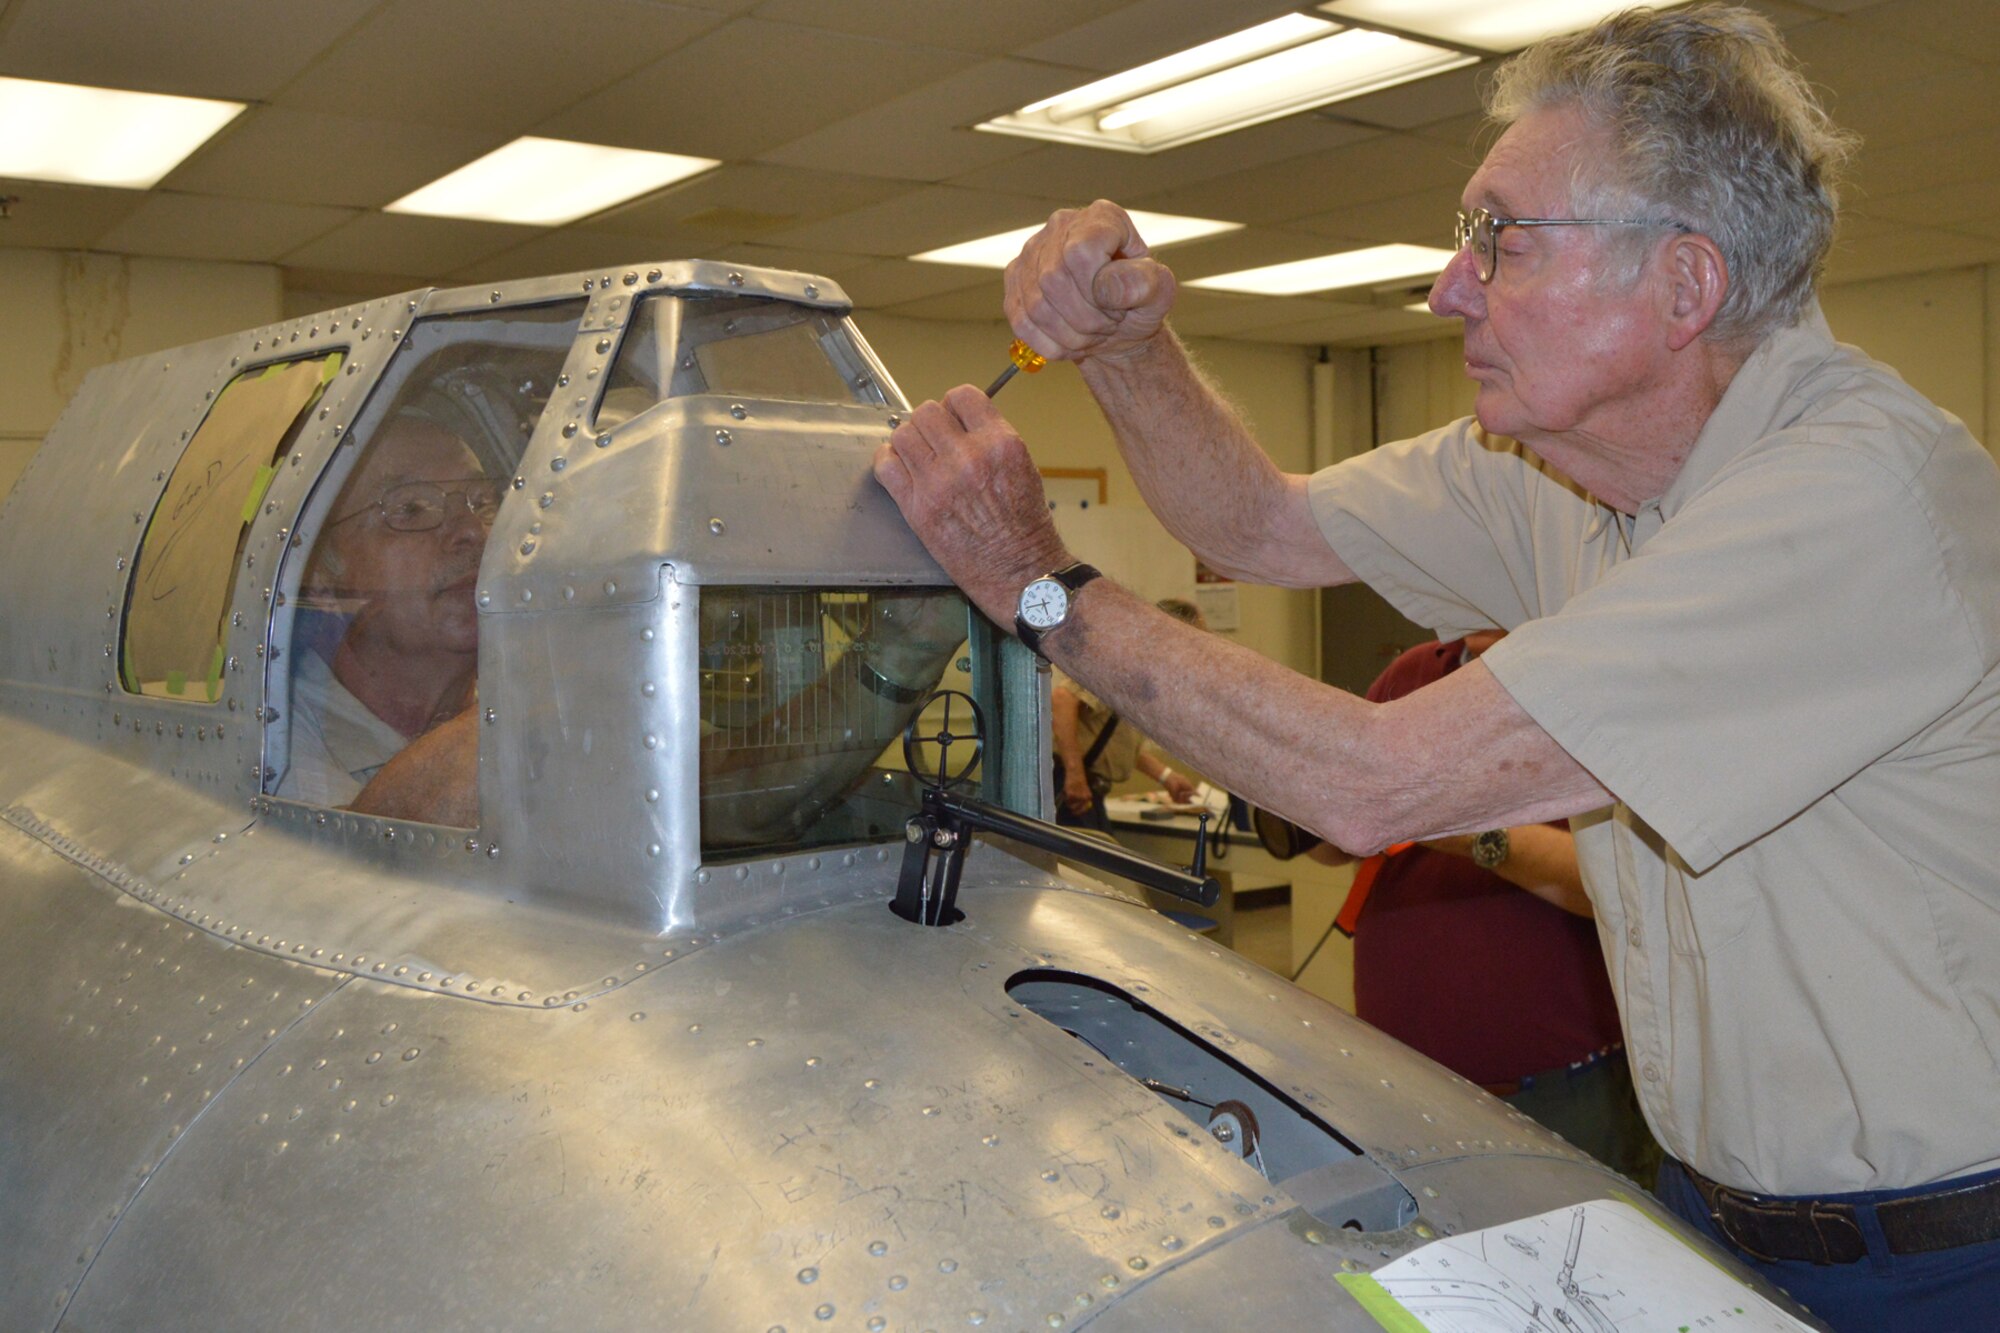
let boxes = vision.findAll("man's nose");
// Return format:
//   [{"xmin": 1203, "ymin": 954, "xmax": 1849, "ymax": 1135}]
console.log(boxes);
[
  {"xmin": 1429, "ymin": 247, "xmax": 1484, "ymax": 320},
  {"xmin": 440, "ymin": 498, "xmax": 488, "ymax": 545}
]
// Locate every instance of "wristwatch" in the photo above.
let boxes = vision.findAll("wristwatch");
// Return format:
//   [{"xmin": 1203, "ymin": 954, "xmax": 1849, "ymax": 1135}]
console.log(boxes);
[
  {"xmin": 1014, "ymin": 562, "xmax": 1101, "ymax": 656},
  {"xmin": 1470, "ymin": 828, "xmax": 1510, "ymax": 870}
]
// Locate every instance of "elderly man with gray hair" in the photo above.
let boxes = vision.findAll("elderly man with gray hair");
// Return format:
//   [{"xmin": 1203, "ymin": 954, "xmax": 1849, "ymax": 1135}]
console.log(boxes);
[{"xmin": 874, "ymin": 6, "xmax": 2000, "ymax": 1325}]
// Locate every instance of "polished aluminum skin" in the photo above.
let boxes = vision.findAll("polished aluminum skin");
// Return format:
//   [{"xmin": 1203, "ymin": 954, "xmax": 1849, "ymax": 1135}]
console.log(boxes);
[{"xmin": 0, "ymin": 264, "xmax": 1818, "ymax": 1330}]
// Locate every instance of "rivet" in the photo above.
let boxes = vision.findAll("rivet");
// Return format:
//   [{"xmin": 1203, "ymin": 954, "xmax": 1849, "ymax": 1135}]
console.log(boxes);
[
  {"xmin": 708, "ymin": 518, "xmax": 725, "ymax": 535},
  {"xmin": 550, "ymin": 456, "xmax": 567, "ymax": 472},
  {"xmin": 714, "ymin": 429, "xmax": 732, "ymax": 446},
  {"xmin": 729, "ymin": 403, "xmax": 748, "ymax": 420}
]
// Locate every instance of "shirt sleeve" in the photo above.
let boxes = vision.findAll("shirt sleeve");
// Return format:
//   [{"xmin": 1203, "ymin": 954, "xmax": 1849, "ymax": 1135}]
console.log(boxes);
[
  {"xmin": 1309, "ymin": 419, "xmax": 1596, "ymax": 638},
  {"xmin": 1481, "ymin": 436, "xmax": 1987, "ymax": 872}
]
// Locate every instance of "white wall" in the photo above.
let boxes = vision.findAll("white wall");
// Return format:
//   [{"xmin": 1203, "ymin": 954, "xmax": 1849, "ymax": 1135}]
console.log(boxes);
[
  {"xmin": 1820, "ymin": 266, "xmax": 1988, "ymax": 444},
  {"xmin": 0, "ymin": 249, "xmax": 282, "ymax": 498}
]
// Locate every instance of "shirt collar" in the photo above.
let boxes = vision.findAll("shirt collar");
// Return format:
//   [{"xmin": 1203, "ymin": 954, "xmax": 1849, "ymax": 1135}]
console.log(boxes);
[{"xmin": 1653, "ymin": 300, "xmax": 1841, "ymax": 522}]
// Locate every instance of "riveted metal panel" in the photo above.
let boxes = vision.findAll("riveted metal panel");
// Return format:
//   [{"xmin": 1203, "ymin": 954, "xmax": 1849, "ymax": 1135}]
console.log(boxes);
[
  {"xmin": 481, "ymin": 396, "xmax": 941, "ymax": 610},
  {"xmin": 0, "ymin": 839, "xmax": 344, "ymax": 1330},
  {"xmin": 55, "ymin": 881, "xmax": 1729, "ymax": 1330}
]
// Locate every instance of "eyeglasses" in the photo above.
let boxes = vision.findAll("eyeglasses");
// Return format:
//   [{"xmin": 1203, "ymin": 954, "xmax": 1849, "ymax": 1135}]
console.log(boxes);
[
  {"xmin": 331, "ymin": 478, "xmax": 502, "ymax": 532},
  {"xmin": 1453, "ymin": 207, "xmax": 1678, "ymax": 283}
]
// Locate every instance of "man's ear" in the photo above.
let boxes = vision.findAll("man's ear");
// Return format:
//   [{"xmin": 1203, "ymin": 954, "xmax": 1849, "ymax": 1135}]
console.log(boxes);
[{"xmin": 1663, "ymin": 231, "xmax": 1729, "ymax": 351}]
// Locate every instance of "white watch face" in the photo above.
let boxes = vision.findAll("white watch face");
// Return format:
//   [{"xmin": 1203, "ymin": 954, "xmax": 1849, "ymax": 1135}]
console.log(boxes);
[{"xmin": 1019, "ymin": 577, "xmax": 1070, "ymax": 630}]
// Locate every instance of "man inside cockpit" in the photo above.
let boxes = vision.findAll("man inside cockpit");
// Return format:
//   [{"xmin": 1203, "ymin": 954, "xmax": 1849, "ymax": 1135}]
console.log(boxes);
[{"xmin": 278, "ymin": 411, "xmax": 497, "ymax": 816}]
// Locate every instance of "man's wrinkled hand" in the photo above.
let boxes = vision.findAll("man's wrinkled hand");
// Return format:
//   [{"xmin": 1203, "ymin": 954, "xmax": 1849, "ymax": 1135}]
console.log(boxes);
[
  {"xmin": 1005, "ymin": 200, "xmax": 1177, "ymax": 365},
  {"xmin": 873, "ymin": 386, "xmax": 1071, "ymax": 624}
]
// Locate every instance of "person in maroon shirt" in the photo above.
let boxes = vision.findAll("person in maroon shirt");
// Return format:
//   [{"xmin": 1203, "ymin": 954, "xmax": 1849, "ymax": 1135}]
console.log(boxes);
[{"xmin": 1320, "ymin": 634, "xmax": 1659, "ymax": 1185}]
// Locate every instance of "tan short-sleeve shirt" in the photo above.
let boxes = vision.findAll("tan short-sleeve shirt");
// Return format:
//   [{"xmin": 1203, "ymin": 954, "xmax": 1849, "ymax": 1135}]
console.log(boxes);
[
  {"xmin": 1053, "ymin": 669, "xmax": 1144, "ymax": 788},
  {"xmin": 1310, "ymin": 304, "xmax": 2000, "ymax": 1196}
]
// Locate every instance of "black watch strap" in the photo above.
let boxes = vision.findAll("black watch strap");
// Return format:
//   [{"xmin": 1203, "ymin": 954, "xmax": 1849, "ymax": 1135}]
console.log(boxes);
[{"xmin": 1015, "ymin": 562, "xmax": 1101, "ymax": 656}]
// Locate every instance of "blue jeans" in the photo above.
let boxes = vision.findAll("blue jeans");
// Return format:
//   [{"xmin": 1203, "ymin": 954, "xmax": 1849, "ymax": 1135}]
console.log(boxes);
[{"xmin": 1654, "ymin": 1157, "xmax": 2000, "ymax": 1332}]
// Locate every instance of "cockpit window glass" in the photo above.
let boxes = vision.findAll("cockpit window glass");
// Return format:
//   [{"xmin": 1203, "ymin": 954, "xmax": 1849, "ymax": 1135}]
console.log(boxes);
[
  {"xmin": 596, "ymin": 293, "xmax": 888, "ymax": 431},
  {"xmin": 270, "ymin": 299, "xmax": 583, "ymax": 819},
  {"xmin": 700, "ymin": 587, "xmax": 968, "ymax": 858},
  {"xmin": 121, "ymin": 352, "xmax": 342, "ymax": 702}
]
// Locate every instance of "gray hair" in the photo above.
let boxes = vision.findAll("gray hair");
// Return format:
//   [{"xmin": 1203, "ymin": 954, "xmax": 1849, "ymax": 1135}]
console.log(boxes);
[{"xmin": 1487, "ymin": 4, "xmax": 1859, "ymax": 344}]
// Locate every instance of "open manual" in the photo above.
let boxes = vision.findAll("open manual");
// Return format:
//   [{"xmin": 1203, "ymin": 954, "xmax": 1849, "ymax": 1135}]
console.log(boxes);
[{"xmin": 1337, "ymin": 1198, "xmax": 1819, "ymax": 1332}]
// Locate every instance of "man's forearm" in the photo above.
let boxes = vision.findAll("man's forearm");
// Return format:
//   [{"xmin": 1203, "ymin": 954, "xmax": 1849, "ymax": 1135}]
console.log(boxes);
[
  {"xmin": 1078, "ymin": 331, "xmax": 1351, "ymax": 589},
  {"xmin": 1042, "ymin": 581, "xmax": 1608, "ymax": 853}
]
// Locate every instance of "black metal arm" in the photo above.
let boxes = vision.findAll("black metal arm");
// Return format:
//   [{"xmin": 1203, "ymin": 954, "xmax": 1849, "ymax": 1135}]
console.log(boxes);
[{"xmin": 892, "ymin": 786, "xmax": 1222, "ymax": 928}]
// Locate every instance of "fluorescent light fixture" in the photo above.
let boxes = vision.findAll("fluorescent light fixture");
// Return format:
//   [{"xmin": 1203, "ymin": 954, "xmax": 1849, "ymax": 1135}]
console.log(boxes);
[
  {"xmin": 387, "ymin": 136, "xmax": 719, "ymax": 226},
  {"xmin": 1188, "ymin": 244, "xmax": 1457, "ymax": 296},
  {"xmin": 911, "ymin": 211, "xmax": 1241, "ymax": 268},
  {"xmin": 1317, "ymin": 1, "xmax": 1679, "ymax": 53},
  {"xmin": 0, "ymin": 76, "xmax": 243, "ymax": 189},
  {"xmin": 979, "ymin": 15, "xmax": 1474, "ymax": 153}
]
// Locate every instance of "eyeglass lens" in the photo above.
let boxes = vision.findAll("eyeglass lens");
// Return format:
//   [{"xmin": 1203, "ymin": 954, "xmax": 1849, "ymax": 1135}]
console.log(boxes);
[
  {"xmin": 379, "ymin": 480, "xmax": 502, "ymax": 532},
  {"xmin": 1454, "ymin": 209, "xmax": 1495, "ymax": 282}
]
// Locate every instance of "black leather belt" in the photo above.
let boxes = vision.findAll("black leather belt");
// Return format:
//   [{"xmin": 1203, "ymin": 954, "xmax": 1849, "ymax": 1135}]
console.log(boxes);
[{"xmin": 1682, "ymin": 1161, "xmax": 2000, "ymax": 1265}]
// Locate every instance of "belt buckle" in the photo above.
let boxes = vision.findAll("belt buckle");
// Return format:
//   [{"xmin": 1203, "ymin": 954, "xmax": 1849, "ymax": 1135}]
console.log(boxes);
[{"xmin": 1697, "ymin": 1172, "xmax": 1866, "ymax": 1266}]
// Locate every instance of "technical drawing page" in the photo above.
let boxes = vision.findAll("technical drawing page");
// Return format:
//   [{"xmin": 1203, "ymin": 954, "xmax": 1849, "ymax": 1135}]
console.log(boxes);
[{"xmin": 1347, "ymin": 1198, "xmax": 1816, "ymax": 1333}]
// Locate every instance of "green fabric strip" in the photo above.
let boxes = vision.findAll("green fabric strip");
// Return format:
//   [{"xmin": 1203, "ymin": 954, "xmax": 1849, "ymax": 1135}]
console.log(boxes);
[
  {"xmin": 240, "ymin": 463, "xmax": 277, "ymax": 524},
  {"xmin": 1336, "ymin": 1273, "xmax": 1430, "ymax": 1333}
]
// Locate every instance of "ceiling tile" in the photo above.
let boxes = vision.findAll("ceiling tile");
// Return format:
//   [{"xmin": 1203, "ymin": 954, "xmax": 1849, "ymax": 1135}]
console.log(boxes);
[
  {"xmin": 282, "ymin": 211, "xmax": 538, "ymax": 276},
  {"xmin": 276, "ymin": 0, "xmax": 725, "ymax": 134},
  {"xmin": 94, "ymin": 192, "xmax": 355, "ymax": 263},
  {"xmin": 1826, "ymin": 66, "xmax": 2000, "ymax": 150},
  {"xmin": 945, "ymin": 116, "xmax": 1377, "ymax": 205},
  {"xmin": 1167, "ymin": 290, "xmax": 1373, "ymax": 337},
  {"xmin": 745, "ymin": 0, "xmax": 1133, "ymax": 57},
  {"xmin": 834, "ymin": 257, "xmax": 999, "ymax": 309},
  {"xmin": 160, "ymin": 107, "xmax": 508, "ymax": 209},
  {"xmin": 757, "ymin": 59, "xmax": 1060, "ymax": 183},
  {"xmin": 1151, "ymin": 226, "xmax": 1380, "ymax": 282},
  {"xmin": 1292, "ymin": 186, "xmax": 1466, "ymax": 248},
  {"xmin": 1134, "ymin": 133, "xmax": 1474, "ymax": 226},
  {"xmin": 0, "ymin": 0, "xmax": 379, "ymax": 100},
  {"xmin": 695, "ymin": 242, "xmax": 876, "ymax": 283},
  {"xmin": 768, "ymin": 184, "xmax": 1070, "ymax": 259},
  {"xmin": 877, "ymin": 287, "xmax": 1019, "ymax": 323},
  {"xmin": 1009, "ymin": 0, "xmax": 1305, "ymax": 74},
  {"xmin": 0, "ymin": 179, "xmax": 148, "ymax": 249},
  {"xmin": 536, "ymin": 19, "xmax": 978, "ymax": 162},
  {"xmin": 1317, "ymin": 64, "xmax": 1488, "ymax": 133},
  {"xmin": 444, "ymin": 229, "xmax": 673, "ymax": 285},
  {"xmin": 1251, "ymin": 306, "xmax": 1452, "ymax": 348},
  {"xmin": 1853, "ymin": 0, "xmax": 2000, "ymax": 64},
  {"xmin": 587, "ymin": 164, "xmax": 913, "ymax": 240},
  {"xmin": 1782, "ymin": 13, "xmax": 1976, "ymax": 93}
]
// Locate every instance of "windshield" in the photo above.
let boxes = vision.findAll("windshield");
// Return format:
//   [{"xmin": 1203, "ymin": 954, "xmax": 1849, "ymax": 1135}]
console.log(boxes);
[{"xmin": 699, "ymin": 587, "xmax": 970, "ymax": 858}]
